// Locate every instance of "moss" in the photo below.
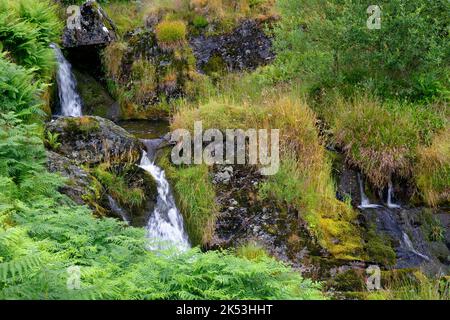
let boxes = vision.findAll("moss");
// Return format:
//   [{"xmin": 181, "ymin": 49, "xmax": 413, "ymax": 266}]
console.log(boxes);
[
  {"xmin": 364, "ymin": 225, "xmax": 396, "ymax": 266},
  {"xmin": 64, "ymin": 116, "xmax": 100, "ymax": 135},
  {"xmin": 73, "ymin": 70, "xmax": 115, "ymax": 118},
  {"xmin": 202, "ymin": 53, "xmax": 227, "ymax": 80}
]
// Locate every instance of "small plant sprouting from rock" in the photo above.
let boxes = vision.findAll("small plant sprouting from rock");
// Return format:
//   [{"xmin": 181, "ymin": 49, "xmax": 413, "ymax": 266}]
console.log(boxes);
[{"xmin": 45, "ymin": 131, "xmax": 61, "ymax": 151}]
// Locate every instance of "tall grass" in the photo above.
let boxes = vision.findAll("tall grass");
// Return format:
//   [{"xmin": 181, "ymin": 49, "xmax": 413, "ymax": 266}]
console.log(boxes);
[
  {"xmin": 172, "ymin": 93, "xmax": 364, "ymax": 260},
  {"xmin": 416, "ymin": 128, "xmax": 450, "ymax": 206},
  {"xmin": 158, "ymin": 151, "xmax": 217, "ymax": 246},
  {"xmin": 316, "ymin": 93, "xmax": 446, "ymax": 192}
]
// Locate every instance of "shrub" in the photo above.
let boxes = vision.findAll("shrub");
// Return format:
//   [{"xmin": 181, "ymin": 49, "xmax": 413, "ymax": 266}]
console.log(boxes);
[
  {"xmin": 155, "ymin": 20, "xmax": 186, "ymax": 47},
  {"xmin": 269, "ymin": 0, "xmax": 450, "ymax": 102},
  {"xmin": 103, "ymin": 41, "xmax": 128, "ymax": 81},
  {"xmin": 192, "ymin": 15, "xmax": 208, "ymax": 28},
  {"xmin": 93, "ymin": 164, "xmax": 146, "ymax": 209},
  {"xmin": 236, "ymin": 241, "xmax": 268, "ymax": 261}
]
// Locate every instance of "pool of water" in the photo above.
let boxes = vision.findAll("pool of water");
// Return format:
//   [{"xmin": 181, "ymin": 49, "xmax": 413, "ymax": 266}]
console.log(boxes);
[{"xmin": 118, "ymin": 120, "xmax": 170, "ymax": 140}]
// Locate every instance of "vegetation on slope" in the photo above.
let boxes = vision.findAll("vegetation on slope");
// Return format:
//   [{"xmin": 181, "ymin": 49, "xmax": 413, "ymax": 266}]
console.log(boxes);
[
  {"xmin": 0, "ymin": 0, "xmax": 324, "ymax": 300},
  {"xmin": 260, "ymin": 0, "xmax": 449, "ymax": 205}
]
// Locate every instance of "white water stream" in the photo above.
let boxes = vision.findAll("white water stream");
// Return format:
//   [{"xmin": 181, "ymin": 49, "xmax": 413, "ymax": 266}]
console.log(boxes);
[
  {"xmin": 139, "ymin": 150, "xmax": 190, "ymax": 251},
  {"xmin": 51, "ymin": 44, "xmax": 83, "ymax": 117}
]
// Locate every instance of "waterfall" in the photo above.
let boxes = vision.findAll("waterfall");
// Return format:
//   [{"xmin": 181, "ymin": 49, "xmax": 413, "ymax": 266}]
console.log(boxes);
[
  {"xmin": 139, "ymin": 150, "xmax": 190, "ymax": 251},
  {"xmin": 107, "ymin": 195, "xmax": 131, "ymax": 225},
  {"xmin": 50, "ymin": 44, "xmax": 83, "ymax": 117},
  {"xmin": 357, "ymin": 173, "xmax": 381, "ymax": 209},
  {"xmin": 387, "ymin": 181, "xmax": 401, "ymax": 209},
  {"xmin": 402, "ymin": 232, "xmax": 430, "ymax": 261}
]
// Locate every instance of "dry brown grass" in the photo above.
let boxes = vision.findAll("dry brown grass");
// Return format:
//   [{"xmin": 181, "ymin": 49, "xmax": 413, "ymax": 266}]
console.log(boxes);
[{"xmin": 416, "ymin": 128, "xmax": 450, "ymax": 206}]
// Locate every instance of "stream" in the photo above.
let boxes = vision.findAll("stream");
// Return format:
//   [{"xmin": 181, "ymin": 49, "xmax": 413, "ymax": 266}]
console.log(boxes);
[{"xmin": 52, "ymin": 45, "xmax": 190, "ymax": 251}]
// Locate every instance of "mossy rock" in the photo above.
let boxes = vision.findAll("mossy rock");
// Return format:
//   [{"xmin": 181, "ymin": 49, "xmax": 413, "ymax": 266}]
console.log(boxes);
[
  {"xmin": 364, "ymin": 225, "xmax": 397, "ymax": 267},
  {"xmin": 46, "ymin": 116, "xmax": 143, "ymax": 165},
  {"xmin": 73, "ymin": 69, "xmax": 120, "ymax": 120},
  {"xmin": 64, "ymin": 116, "xmax": 101, "ymax": 135}
]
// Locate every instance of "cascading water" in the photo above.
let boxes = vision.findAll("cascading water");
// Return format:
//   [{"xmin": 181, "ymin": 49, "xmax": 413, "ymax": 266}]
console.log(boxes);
[
  {"xmin": 50, "ymin": 44, "xmax": 83, "ymax": 117},
  {"xmin": 387, "ymin": 181, "xmax": 401, "ymax": 209},
  {"xmin": 357, "ymin": 173, "xmax": 381, "ymax": 209},
  {"xmin": 107, "ymin": 195, "xmax": 131, "ymax": 225},
  {"xmin": 139, "ymin": 147, "xmax": 190, "ymax": 251},
  {"xmin": 402, "ymin": 232, "xmax": 430, "ymax": 261},
  {"xmin": 357, "ymin": 172, "xmax": 431, "ymax": 267}
]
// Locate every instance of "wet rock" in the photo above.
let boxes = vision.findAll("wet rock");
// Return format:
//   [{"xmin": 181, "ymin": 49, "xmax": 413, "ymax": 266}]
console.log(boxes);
[
  {"xmin": 213, "ymin": 166, "xmax": 233, "ymax": 184},
  {"xmin": 190, "ymin": 20, "xmax": 275, "ymax": 73},
  {"xmin": 46, "ymin": 116, "xmax": 143, "ymax": 165},
  {"xmin": 361, "ymin": 206, "xmax": 450, "ymax": 275},
  {"xmin": 45, "ymin": 117, "xmax": 158, "ymax": 226},
  {"xmin": 209, "ymin": 165, "xmax": 331, "ymax": 275},
  {"xmin": 62, "ymin": 1, "xmax": 117, "ymax": 48},
  {"xmin": 72, "ymin": 69, "xmax": 121, "ymax": 121},
  {"xmin": 46, "ymin": 150, "xmax": 94, "ymax": 205}
]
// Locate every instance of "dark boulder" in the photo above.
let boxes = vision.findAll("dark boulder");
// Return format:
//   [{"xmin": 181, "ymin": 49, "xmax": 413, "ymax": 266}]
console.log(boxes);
[
  {"xmin": 46, "ymin": 150, "xmax": 95, "ymax": 206},
  {"xmin": 190, "ymin": 20, "xmax": 275, "ymax": 74},
  {"xmin": 62, "ymin": 1, "xmax": 117, "ymax": 48},
  {"xmin": 45, "ymin": 116, "xmax": 158, "ymax": 226},
  {"xmin": 46, "ymin": 116, "xmax": 143, "ymax": 165}
]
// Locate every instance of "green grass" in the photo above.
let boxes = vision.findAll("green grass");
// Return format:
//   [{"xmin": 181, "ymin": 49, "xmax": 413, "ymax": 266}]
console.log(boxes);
[
  {"xmin": 155, "ymin": 20, "xmax": 186, "ymax": 45},
  {"xmin": 367, "ymin": 273, "xmax": 449, "ymax": 300},
  {"xmin": 92, "ymin": 164, "xmax": 146, "ymax": 209},
  {"xmin": 236, "ymin": 241, "xmax": 269, "ymax": 262},
  {"xmin": 172, "ymin": 92, "xmax": 364, "ymax": 260},
  {"xmin": 158, "ymin": 150, "xmax": 217, "ymax": 246},
  {"xmin": 315, "ymin": 93, "xmax": 447, "ymax": 193}
]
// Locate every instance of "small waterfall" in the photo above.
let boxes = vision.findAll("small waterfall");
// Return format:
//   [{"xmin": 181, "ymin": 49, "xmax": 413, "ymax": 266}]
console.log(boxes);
[
  {"xmin": 402, "ymin": 232, "xmax": 430, "ymax": 261},
  {"xmin": 50, "ymin": 44, "xmax": 82, "ymax": 117},
  {"xmin": 107, "ymin": 195, "xmax": 131, "ymax": 225},
  {"xmin": 387, "ymin": 181, "xmax": 401, "ymax": 209},
  {"xmin": 139, "ymin": 149, "xmax": 190, "ymax": 251},
  {"xmin": 357, "ymin": 173, "xmax": 381, "ymax": 209}
]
